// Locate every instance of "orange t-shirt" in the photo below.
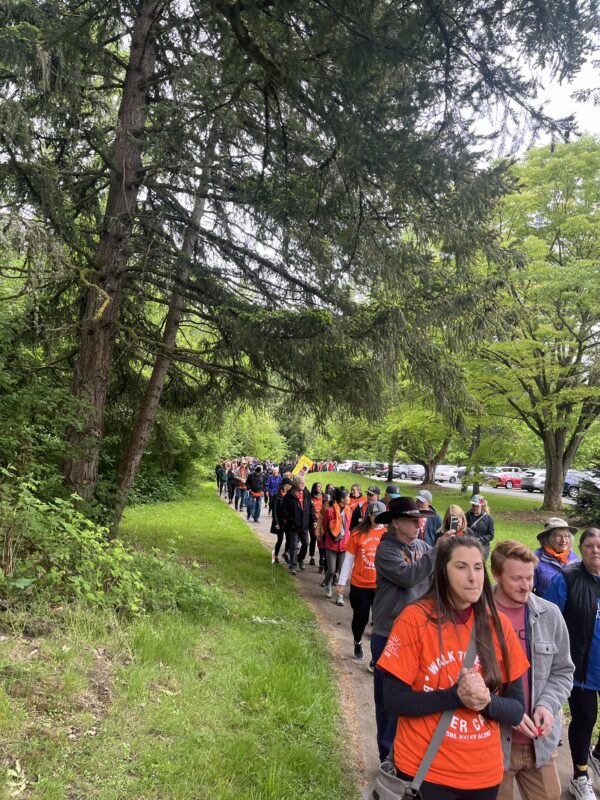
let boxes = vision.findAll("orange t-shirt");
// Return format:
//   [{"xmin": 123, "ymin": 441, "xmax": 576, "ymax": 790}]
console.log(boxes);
[
  {"xmin": 346, "ymin": 525, "xmax": 386, "ymax": 589},
  {"xmin": 377, "ymin": 600, "xmax": 528, "ymax": 791},
  {"xmin": 348, "ymin": 495, "xmax": 366, "ymax": 513},
  {"xmin": 312, "ymin": 495, "xmax": 324, "ymax": 518}
]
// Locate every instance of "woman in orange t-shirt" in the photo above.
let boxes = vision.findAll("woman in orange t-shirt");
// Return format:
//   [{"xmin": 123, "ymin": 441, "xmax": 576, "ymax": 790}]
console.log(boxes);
[
  {"xmin": 348, "ymin": 483, "xmax": 367, "ymax": 515},
  {"xmin": 309, "ymin": 482, "xmax": 325, "ymax": 569},
  {"xmin": 336, "ymin": 500, "xmax": 386, "ymax": 661},
  {"xmin": 321, "ymin": 488, "xmax": 351, "ymax": 599},
  {"xmin": 377, "ymin": 535, "xmax": 528, "ymax": 799}
]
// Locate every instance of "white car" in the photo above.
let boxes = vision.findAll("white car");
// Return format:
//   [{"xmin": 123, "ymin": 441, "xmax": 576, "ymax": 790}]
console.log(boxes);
[
  {"xmin": 435, "ymin": 465, "xmax": 466, "ymax": 483},
  {"xmin": 337, "ymin": 461, "xmax": 354, "ymax": 472}
]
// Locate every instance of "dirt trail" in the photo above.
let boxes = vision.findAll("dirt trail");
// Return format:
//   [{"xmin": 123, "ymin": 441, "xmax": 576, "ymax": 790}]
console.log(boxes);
[{"xmin": 225, "ymin": 494, "xmax": 575, "ymax": 799}]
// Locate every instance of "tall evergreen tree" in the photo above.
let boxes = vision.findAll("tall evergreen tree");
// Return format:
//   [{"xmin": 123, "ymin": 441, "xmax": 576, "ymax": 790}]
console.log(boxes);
[{"xmin": 0, "ymin": 0, "xmax": 596, "ymax": 511}]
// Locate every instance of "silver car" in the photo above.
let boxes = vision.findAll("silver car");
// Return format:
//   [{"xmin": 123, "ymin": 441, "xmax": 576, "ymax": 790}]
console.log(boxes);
[
  {"xmin": 407, "ymin": 464, "xmax": 425, "ymax": 480},
  {"xmin": 521, "ymin": 469, "xmax": 546, "ymax": 493}
]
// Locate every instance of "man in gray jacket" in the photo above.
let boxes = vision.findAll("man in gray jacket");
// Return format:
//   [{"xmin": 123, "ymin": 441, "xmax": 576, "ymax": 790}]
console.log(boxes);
[
  {"xmin": 372, "ymin": 496, "xmax": 439, "ymax": 762},
  {"xmin": 491, "ymin": 540, "xmax": 574, "ymax": 800}
]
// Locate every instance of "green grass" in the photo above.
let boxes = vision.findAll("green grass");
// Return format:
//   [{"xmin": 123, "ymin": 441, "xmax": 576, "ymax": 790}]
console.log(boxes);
[
  {"xmin": 0, "ymin": 486, "xmax": 358, "ymax": 800},
  {"xmin": 310, "ymin": 471, "xmax": 578, "ymax": 552}
]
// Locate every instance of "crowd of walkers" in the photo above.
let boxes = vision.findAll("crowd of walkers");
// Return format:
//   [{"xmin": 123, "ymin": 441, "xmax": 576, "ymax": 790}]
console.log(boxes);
[{"xmin": 215, "ymin": 458, "xmax": 600, "ymax": 800}]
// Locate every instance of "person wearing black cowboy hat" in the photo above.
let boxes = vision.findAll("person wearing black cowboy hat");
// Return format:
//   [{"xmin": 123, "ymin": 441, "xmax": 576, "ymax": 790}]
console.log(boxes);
[{"xmin": 371, "ymin": 497, "xmax": 446, "ymax": 762}]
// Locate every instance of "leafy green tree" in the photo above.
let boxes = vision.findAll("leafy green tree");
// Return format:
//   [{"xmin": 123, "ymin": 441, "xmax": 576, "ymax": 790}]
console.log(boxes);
[
  {"xmin": 370, "ymin": 403, "xmax": 454, "ymax": 484},
  {"xmin": 477, "ymin": 137, "xmax": 600, "ymax": 511},
  {"xmin": 1, "ymin": 0, "xmax": 596, "ymax": 521}
]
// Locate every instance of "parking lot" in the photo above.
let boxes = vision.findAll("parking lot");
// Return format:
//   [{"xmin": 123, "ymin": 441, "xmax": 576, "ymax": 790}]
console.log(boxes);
[{"xmin": 358, "ymin": 475, "xmax": 576, "ymax": 505}]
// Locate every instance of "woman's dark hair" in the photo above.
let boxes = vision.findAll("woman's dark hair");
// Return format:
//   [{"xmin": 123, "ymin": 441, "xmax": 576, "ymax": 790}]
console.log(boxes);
[
  {"xmin": 421, "ymin": 535, "xmax": 510, "ymax": 694},
  {"xmin": 356, "ymin": 504, "xmax": 378, "ymax": 534},
  {"xmin": 333, "ymin": 487, "xmax": 348, "ymax": 504},
  {"xmin": 311, "ymin": 482, "xmax": 323, "ymax": 497}
]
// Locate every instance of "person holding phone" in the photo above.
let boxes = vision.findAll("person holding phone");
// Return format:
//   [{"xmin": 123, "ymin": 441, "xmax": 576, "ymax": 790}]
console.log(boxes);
[{"xmin": 435, "ymin": 505, "xmax": 469, "ymax": 542}]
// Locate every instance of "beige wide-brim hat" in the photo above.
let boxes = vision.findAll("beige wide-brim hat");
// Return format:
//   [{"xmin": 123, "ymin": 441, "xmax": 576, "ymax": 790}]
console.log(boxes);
[{"xmin": 536, "ymin": 517, "xmax": 578, "ymax": 543}]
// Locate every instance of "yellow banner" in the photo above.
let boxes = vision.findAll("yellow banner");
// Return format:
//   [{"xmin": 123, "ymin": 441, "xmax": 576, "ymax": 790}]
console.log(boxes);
[{"xmin": 291, "ymin": 455, "xmax": 314, "ymax": 477}]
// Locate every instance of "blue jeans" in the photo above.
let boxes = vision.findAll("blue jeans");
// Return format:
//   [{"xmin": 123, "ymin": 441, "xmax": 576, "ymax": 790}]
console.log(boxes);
[
  {"xmin": 247, "ymin": 494, "xmax": 262, "ymax": 521},
  {"xmin": 235, "ymin": 487, "xmax": 248, "ymax": 510},
  {"xmin": 371, "ymin": 632, "xmax": 397, "ymax": 762}
]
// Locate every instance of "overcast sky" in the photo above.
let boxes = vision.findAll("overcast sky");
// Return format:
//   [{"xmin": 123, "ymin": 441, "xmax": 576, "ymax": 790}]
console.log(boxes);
[{"xmin": 539, "ymin": 58, "xmax": 600, "ymax": 139}]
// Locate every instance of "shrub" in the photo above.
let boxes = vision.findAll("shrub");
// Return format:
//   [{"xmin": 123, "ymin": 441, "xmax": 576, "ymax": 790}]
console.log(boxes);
[
  {"xmin": 0, "ymin": 468, "xmax": 144, "ymax": 612},
  {"xmin": 0, "ymin": 468, "xmax": 223, "ymax": 618}
]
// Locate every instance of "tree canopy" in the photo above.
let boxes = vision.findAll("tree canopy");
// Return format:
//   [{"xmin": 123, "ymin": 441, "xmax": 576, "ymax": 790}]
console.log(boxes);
[
  {"xmin": 0, "ymin": 0, "xmax": 597, "ymax": 518},
  {"xmin": 476, "ymin": 136, "xmax": 600, "ymax": 510}
]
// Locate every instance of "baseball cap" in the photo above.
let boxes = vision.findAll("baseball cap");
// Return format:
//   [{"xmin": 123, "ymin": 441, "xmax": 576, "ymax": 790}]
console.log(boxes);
[
  {"xmin": 470, "ymin": 494, "xmax": 484, "ymax": 505},
  {"xmin": 367, "ymin": 500, "xmax": 386, "ymax": 517},
  {"xmin": 386, "ymin": 484, "xmax": 401, "ymax": 499},
  {"xmin": 416, "ymin": 489, "xmax": 432, "ymax": 504},
  {"xmin": 367, "ymin": 485, "xmax": 381, "ymax": 496}
]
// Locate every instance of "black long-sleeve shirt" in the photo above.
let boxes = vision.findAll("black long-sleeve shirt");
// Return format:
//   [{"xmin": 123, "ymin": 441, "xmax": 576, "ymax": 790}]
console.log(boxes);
[{"xmin": 382, "ymin": 671, "xmax": 524, "ymax": 726}]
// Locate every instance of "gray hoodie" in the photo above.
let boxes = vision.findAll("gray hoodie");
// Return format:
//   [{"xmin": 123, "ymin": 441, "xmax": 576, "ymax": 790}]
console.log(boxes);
[
  {"xmin": 500, "ymin": 592, "xmax": 574, "ymax": 769},
  {"xmin": 372, "ymin": 532, "xmax": 436, "ymax": 637}
]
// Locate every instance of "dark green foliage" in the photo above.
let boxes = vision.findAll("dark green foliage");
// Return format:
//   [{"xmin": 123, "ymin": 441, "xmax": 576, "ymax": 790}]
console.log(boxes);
[
  {"xmin": 0, "ymin": 0, "xmax": 597, "ymax": 508},
  {"xmin": 574, "ymin": 464, "xmax": 600, "ymax": 526}
]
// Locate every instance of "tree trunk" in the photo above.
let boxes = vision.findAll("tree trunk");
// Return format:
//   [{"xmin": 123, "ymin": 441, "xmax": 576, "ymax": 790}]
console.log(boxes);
[
  {"xmin": 462, "ymin": 424, "xmax": 481, "ymax": 494},
  {"xmin": 111, "ymin": 127, "xmax": 219, "ymax": 528},
  {"xmin": 542, "ymin": 434, "xmax": 566, "ymax": 512},
  {"xmin": 421, "ymin": 436, "xmax": 451, "ymax": 485},
  {"xmin": 386, "ymin": 445, "xmax": 397, "ymax": 483},
  {"xmin": 63, "ymin": 0, "xmax": 164, "ymax": 498}
]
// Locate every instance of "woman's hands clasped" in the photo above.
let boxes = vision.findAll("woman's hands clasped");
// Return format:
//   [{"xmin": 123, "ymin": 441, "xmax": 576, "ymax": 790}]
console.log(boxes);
[{"xmin": 457, "ymin": 667, "xmax": 491, "ymax": 711}]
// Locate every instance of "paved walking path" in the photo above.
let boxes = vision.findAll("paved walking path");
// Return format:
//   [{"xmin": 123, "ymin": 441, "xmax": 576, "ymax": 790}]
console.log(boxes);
[{"xmin": 225, "ymin": 494, "xmax": 576, "ymax": 799}]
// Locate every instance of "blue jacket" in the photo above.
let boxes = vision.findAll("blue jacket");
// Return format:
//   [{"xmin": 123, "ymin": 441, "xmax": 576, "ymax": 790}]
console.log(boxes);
[
  {"xmin": 533, "ymin": 547, "xmax": 579, "ymax": 597},
  {"xmin": 266, "ymin": 474, "xmax": 282, "ymax": 496},
  {"xmin": 418, "ymin": 507, "xmax": 442, "ymax": 547}
]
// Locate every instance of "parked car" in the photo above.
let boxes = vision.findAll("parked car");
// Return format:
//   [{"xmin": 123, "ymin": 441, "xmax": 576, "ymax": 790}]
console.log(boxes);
[
  {"xmin": 337, "ymin": 460, "xmax": 354, "ymax": 472},
  {"xmin": 487, "ymin": 466, "xmax": 525, "ymax": 489},
  {"xmin": 521, "ymin": 469, "xmax": 546, "ymax": 493},
  {"xmin": 562, "ymin": 469, "xmax": 599, "ymax": 499},
  {"xmin": 482, "ymin": 466, "xmax": 500, "ymax": 480},
  {"xmin": 407, "ymin": 464, "xmax": 425, "ymax": 481},
  {"xmin": 350, "ymin": 461, "xmax": 366, "ymax": 474},
  {"xmin": 434, "ymin": 465, "xmax": 467, "ymax": 483},
  {"xmin": 391, "ymin": 463, "xmax": 412, "ymax": 479}
]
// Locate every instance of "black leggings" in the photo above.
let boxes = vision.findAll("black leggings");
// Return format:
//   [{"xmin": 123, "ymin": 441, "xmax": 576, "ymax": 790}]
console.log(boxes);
[
  {"xmin": 396, "ymin": 772, "xmax": 499, "ymax": 799},
  {"xmin": 349, "ymin": 584, "xmax": 375, "ymax": 643},
  {"xmin": 568, "ymin": 686, "xmax": 600, "ymax": 770},
  {"xmin": 273, "ymin": 529, "xmax": 285, "ymax": 557}
]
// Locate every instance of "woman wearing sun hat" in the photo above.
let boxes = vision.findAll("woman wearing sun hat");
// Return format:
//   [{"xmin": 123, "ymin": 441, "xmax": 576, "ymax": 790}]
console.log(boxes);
[
  {"xmin": 533, "ymin": 517, "xmax": 579, "ymax": 597},
  {"xmin": 466, "ymin": 494, "xmax": 495, "ymax": 560}
]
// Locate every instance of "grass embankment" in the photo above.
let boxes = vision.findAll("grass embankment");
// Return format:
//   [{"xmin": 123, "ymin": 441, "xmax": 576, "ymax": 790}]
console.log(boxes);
[
  {"xmin": 310, "ymin": 472, "xmax": 578, "ymax": 551},
  {"xmin": 0, "ymin": 486, "xmax": 357, "ymax": 800}
]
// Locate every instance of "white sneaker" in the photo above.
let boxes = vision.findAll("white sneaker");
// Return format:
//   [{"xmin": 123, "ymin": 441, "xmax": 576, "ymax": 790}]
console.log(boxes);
[
  {"xmin": 325, "ymin": 586, "xmax": 332, "ymax": 598},
  {"xmin": 336, "ymin": 595, "xmax": 344, "ymax": 606},
  {"xmin": 568, "ymin": 775, "xmax": 596, "ymax": 800},
  {"xmin": 589, "ymin": 751, "xmax": 600, "ymax": 789}
]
